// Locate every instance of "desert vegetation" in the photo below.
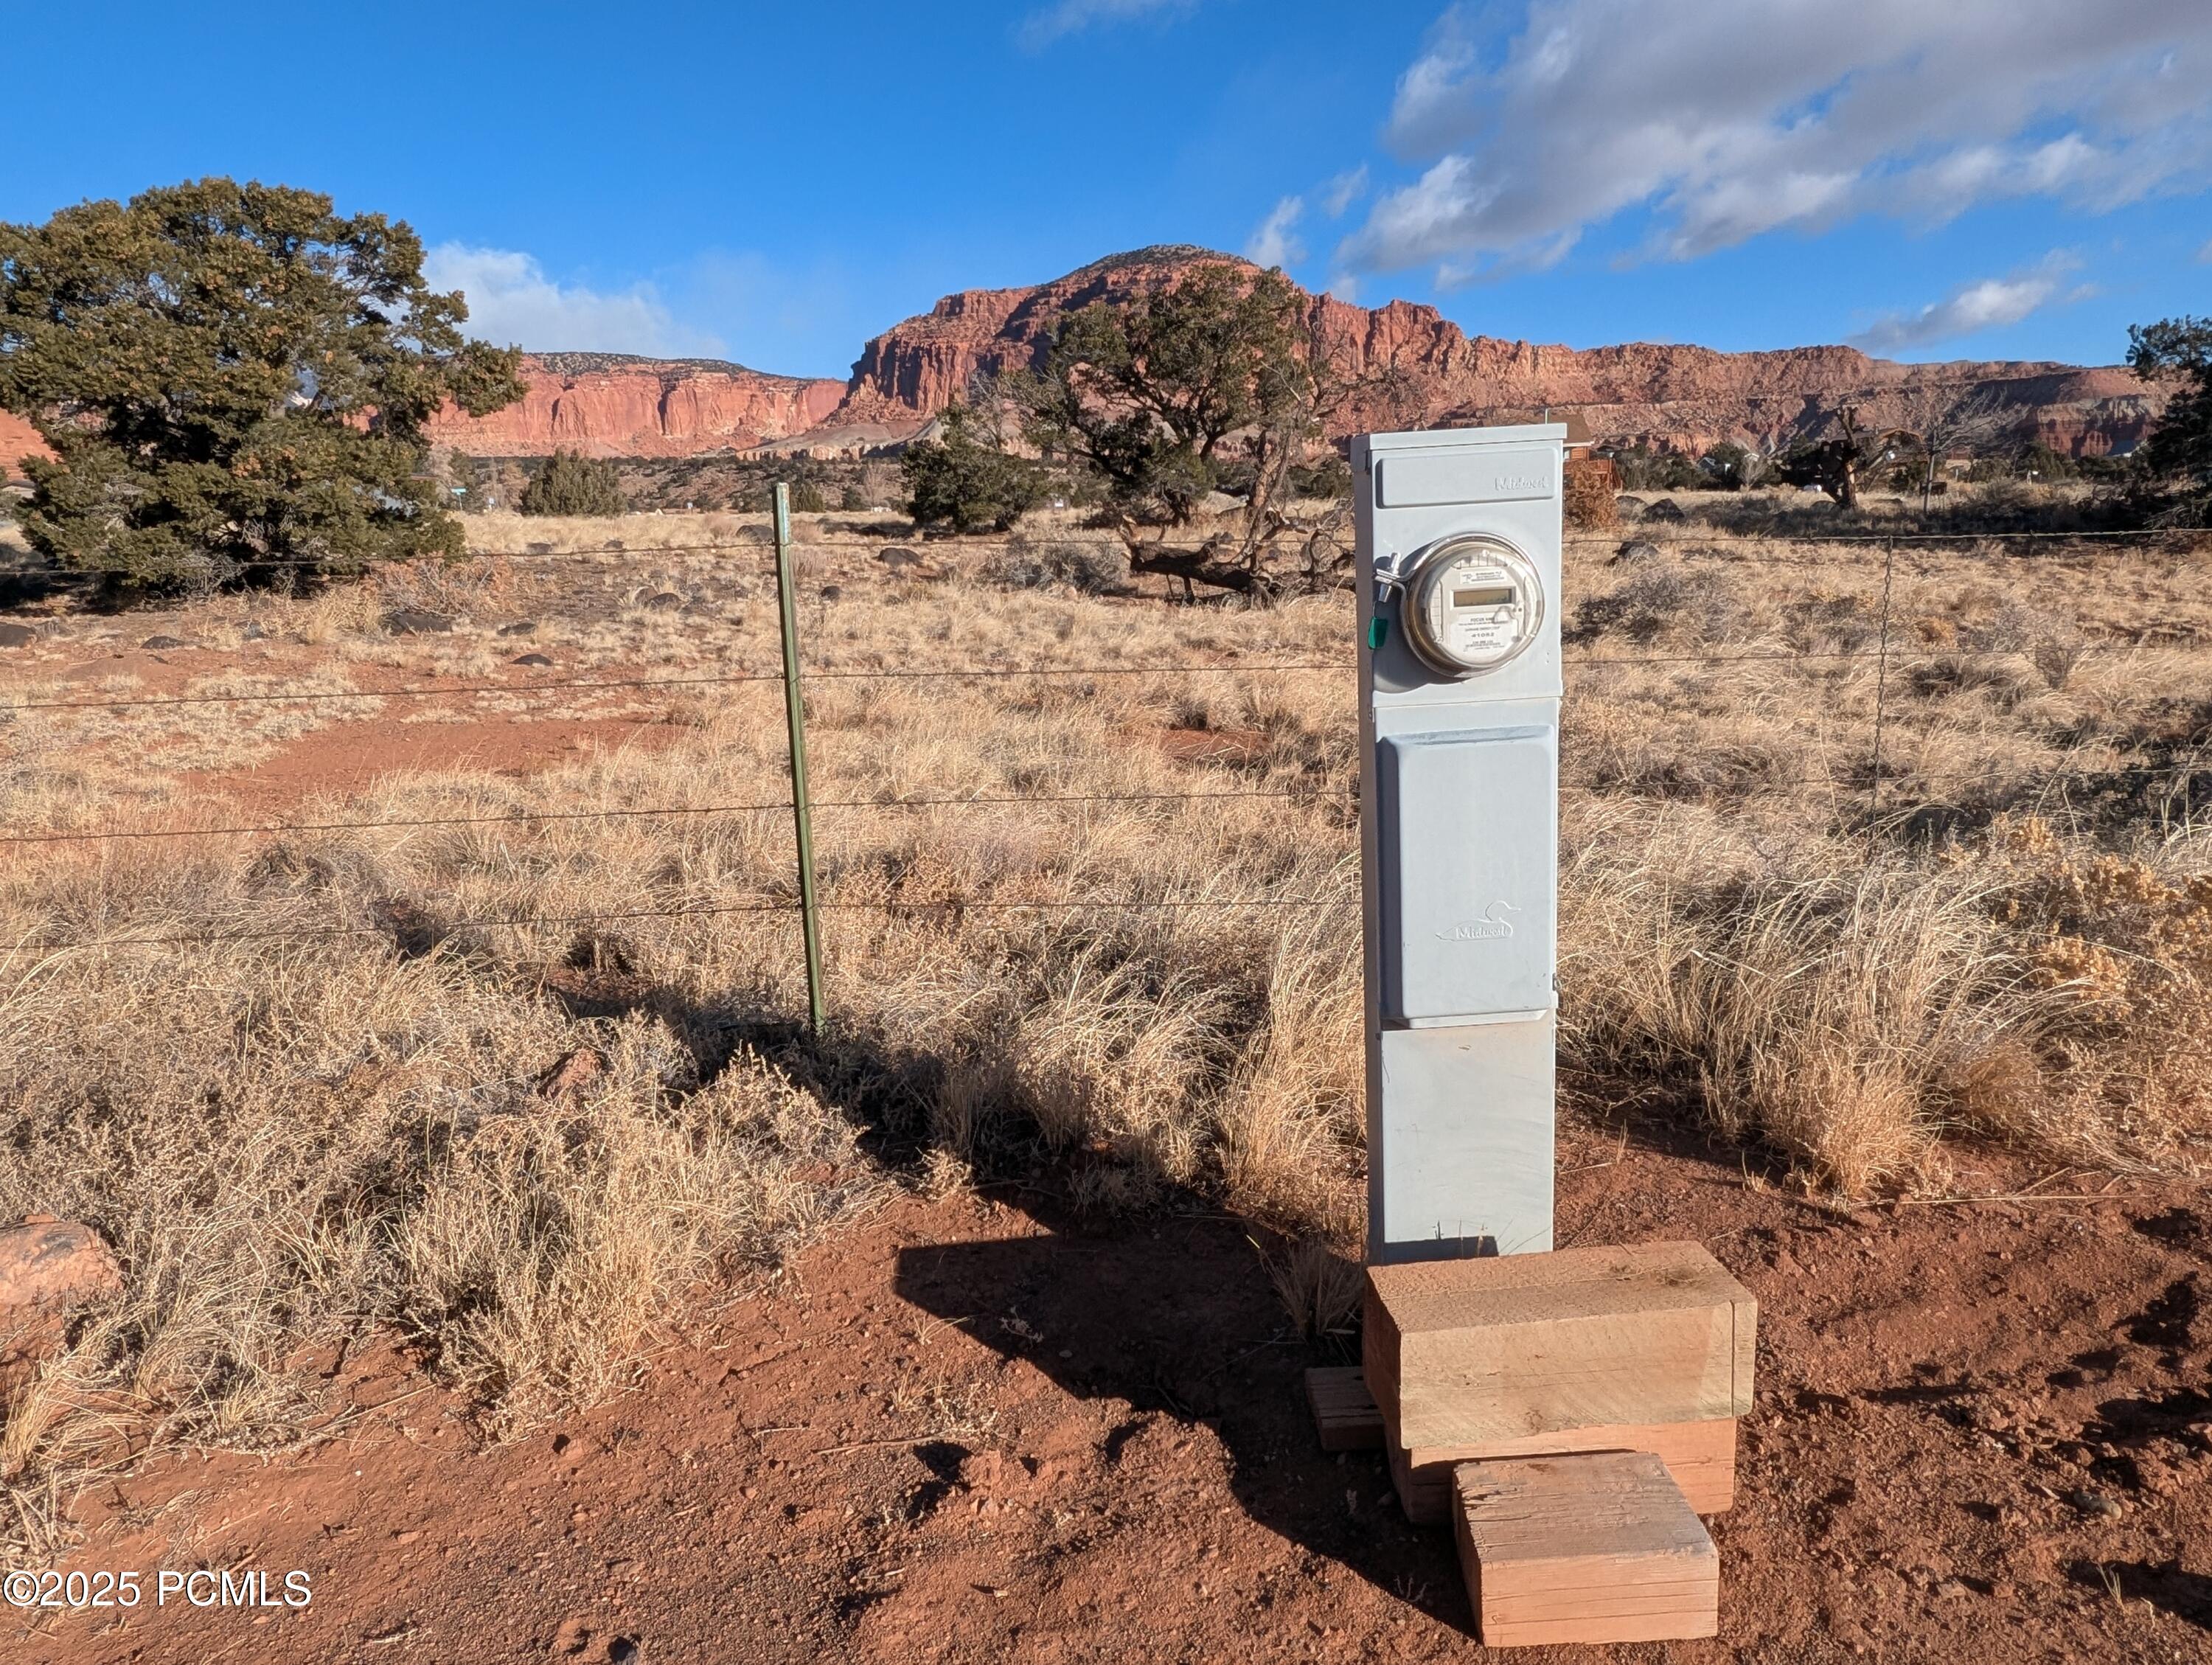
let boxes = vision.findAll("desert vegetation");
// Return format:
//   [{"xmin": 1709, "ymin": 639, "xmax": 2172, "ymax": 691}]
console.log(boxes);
[
  {"xmin": 900, "ymin": 263, "xmax": 1397, "ymax": 597},
  {"xmin": 519, "ymin": 450, "xmax": 627, "ymax": 518},
  {"xmin": 1, "ymin": 499, "xmax": 2209, "ymax": 1563},
  {"xmin": 4, "ymin": 181, "xmax": 2210, "ymax": 1586},
  {"xmin": 2129, "ymin": 314, "xmax": 2212, "ymax": 520},
  {"xmin": 0, "ymin": 178, "xmax": 523, "ymax": 588}
]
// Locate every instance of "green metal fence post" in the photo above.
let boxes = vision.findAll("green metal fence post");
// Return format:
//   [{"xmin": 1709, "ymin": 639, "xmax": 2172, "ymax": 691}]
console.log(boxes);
[
  {"xmin": 1867, "ymin": 535, "xmax": 1897, "ymax": 826},
  {"xmin": 772, "ymin": 482, "xmax": 827, "ymax": 1034}
]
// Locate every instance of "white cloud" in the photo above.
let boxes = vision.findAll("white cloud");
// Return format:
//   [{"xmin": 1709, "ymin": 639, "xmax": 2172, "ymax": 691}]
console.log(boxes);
[
  {"xmin": 1245, "ymin": 196, "xmax": 1306, "ymax": 269},
  {"xmin": 422, "ymin": 244, "xmax": 725, "ymax": 357},
  {"xmin": 1341, "ymin": 1, "xmax": 2212, "ymax": 278},
  {"xmin": 1019, "ymin": 0, "xmax": 1197, "ymax": 49},
  {"xmin": 1318, "ymin": 166, "xmax": 1370, "ymax": 219},
  {"xmin": 1324, "ymin": 274, "xmax": 1362, "ymax": 302},
  {"xmin": 1849, "ymin": 256, "xmax": 2088, "ymax": 353},
  {"xmin": 2199, "ymin": 237, "xmax": 2212, "ymax": 263},
  {"xmin": 1245, "ymin": 169, "xmax": 1367, "ymax": 275}
]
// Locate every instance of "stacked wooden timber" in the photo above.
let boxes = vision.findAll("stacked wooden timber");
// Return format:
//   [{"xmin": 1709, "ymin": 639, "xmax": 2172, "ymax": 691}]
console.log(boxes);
[
  {"xmin": 1309, "ymin": 1240, "xmax": 1757, "ymax": 1648},
  {"xmin": 1453, "ymin": 1450, "xmax": 1722, "ymax": 1647}
]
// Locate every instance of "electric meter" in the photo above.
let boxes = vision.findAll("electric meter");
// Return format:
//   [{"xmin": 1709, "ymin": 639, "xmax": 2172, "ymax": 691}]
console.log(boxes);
[
  {"xmin": 1356, "ymin": 423, "xmax": 1565, "ymax": 1267},
  {"xmin": 1400, "ymin": 534, "xmax": 1545, "ymax": 678}
]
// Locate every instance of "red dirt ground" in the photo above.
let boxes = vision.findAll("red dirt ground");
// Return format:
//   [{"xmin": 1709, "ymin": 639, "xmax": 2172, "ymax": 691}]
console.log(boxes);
[
  {"xmin": 13, "ymin": 1116, "xmax": 2211, "ymax": 1665},
  {"xmin": 185, "ymin": 709, "xmax": 692, "ymax": 813},
  {"xmin": 3, "ymin": 631, "xmax": 703, "ymax": 815},
  {"xmin": 4, "ymin": 591, "xmax": 2208, "ymax": 1661}
]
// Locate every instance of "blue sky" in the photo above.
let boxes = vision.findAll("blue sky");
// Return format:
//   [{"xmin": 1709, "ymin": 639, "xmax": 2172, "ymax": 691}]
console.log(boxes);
[{"xmin": 5, "ymin": 1, "xmax": 2207, "ymax": 378}]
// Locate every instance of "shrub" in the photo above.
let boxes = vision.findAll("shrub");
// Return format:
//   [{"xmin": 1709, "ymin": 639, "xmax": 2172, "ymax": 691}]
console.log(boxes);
[
  {"xmin": 2129, "ymin": 316, "xmax": 2212, "ymax": 518},
  {"xmin": 1568, "ymin": 560, "xmax": 1742, "ymax": 644},
  {"xmin": 903, "ymin": 404, "xmax": 1048, "ymax": 534},
  {"xmin": 1701, "ymin": 442, "xmax": 1761, "ymax": 491},
  {"xmin": 981, "ymin": 535, "xmax": 1129, "ymax": 594},
  {"xmin": 520, "ymin": 451, "xmax": 626, "ymax": 518},
  {"xmin": 1604, "ymin": 445, "xmax": 1701, "ymax": 493}
]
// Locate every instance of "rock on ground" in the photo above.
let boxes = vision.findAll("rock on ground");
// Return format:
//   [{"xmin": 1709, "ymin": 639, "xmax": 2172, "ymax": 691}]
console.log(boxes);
[
  {"xmin": 0, "ymin": 1218, "xmax": 121, "ymax": 1311},
  {"xmin": 0, "ymin": 1218, "xmax": 122, "ymax": 1384}
]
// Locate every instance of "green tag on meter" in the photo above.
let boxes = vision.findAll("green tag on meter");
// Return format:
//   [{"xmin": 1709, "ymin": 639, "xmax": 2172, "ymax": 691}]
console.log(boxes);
[{"xmin": 1366, "ymin": 616, "xmax": 1390, "ymax": 651}]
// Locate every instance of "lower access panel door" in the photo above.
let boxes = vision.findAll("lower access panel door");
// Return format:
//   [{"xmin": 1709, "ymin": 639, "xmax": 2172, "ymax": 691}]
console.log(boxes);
[
  {"xmin": 1371, "ymin": 1016, "xmax": 1554, "ymax": 1263},
  {"xmin": 1376, "ymin": 726, "xmax": 1558, "ymax": 1023}
]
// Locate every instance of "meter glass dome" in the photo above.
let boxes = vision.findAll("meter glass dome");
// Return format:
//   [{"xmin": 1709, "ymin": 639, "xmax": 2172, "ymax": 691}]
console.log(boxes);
[{"xmin": 1402, "ymin": 535, "xmax": 1544, "ymax": 678}]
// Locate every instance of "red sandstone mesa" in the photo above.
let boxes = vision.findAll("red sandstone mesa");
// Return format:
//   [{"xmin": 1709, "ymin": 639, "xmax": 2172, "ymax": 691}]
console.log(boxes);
[
  {"xmin": 824, "ymin": 246, "xmax": 2160, "ymax": 460},
  {"xmin": 0, "ymin": 409, "xmax": 46, "ymax": 476},
  {"xmin": 1, "ymin": 247, "xmax": 2160, "ymax": 476},
  {"xmin": 426, "ymin": 352, "xmax": 846, "ymax": 460}
]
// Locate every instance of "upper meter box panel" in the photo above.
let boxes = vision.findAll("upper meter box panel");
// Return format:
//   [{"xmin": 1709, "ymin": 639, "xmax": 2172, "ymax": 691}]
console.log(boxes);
[
  {"xmin": 1374, "ymin": 446, "xmax": 1559, "ymax": 509},
  {"xmin": 1375, "ymin": 726, "xmax": 1558, "ymax": 1023},
  {"xmin": 1357, "ymin": 425, "xmax": 1565, "ymax": 710}
]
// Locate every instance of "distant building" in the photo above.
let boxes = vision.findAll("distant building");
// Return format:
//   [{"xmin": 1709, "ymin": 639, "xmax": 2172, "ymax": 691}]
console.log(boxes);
[{"xmin": 1559, "ymin": 415, "xmax": 1617, "ymax": 529}]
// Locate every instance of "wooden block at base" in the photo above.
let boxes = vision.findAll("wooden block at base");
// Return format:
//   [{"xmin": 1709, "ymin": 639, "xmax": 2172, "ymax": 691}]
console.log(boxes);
[
  {"xmin": 1304, "ymin": 1366, "xmax": 1385, "ymax": 1451},
  {"xmin": 1385, "ymin": 1411, "xmax": 1736, "ymax": 1525},
  {"xmin": 1453, "ymin": 1451, "xmax": 1719, "ymax": 1648},
  {"xmin": 1365, "ymin": 1240, "xmax": 1756, "ymax": 1450}
]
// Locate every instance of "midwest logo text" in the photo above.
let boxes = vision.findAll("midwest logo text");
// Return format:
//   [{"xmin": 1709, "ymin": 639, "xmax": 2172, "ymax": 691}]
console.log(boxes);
[{"xmin": 1436, "ymin": 901, "xmax": 1520, "ymax": 942}]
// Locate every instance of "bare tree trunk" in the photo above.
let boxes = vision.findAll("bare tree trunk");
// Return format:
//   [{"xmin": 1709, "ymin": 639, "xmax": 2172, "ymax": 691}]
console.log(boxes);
[
  {"xmin": 1126, "ymin": 540, "xmax": 1281, "ymax": 599},
  {"xmin": 1116, "ymin": 493, "xmax": 1356, "ymax": 602},
  {"xmin": 1832, "ymin": 406, "xmax": 1864, "ymax": 510}
]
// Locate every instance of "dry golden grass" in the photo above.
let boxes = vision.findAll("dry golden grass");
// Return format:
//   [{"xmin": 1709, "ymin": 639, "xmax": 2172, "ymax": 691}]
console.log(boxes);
[{"xmin": 1, "ymin": 497, "xmax": 2208, "ymax": 1560}]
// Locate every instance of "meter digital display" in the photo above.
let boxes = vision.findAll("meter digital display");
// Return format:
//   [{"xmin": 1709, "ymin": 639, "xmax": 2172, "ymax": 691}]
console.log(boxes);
[{"xmin": 1399, "ymin": 534, "xmax": 1545, "ymax": 678}]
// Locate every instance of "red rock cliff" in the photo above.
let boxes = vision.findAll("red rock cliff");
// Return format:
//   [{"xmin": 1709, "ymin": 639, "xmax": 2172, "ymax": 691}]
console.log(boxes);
[
  {"xmin": 428, "ymin": 352, "xmax": 846, "ymax": 458},
  {"xmin": 4, "ymin": 358, "xmax": 843, "ymax": 472},
  {"xmin": 827, "ymin": 247, "xmax": 2160, "ymax": 459},
  {"xmin": 0, "ymin": 411, "xmax": 49, "ymax": 479},
  {"xmin": 4, "ymin": 254, "xmax": 2166, "ymax": 471}
]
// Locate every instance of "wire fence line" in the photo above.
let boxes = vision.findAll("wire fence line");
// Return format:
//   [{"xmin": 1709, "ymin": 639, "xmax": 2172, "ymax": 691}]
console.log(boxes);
[
  {"xmin": 0, "ymin": 787, "xmax": 1358, "ymax": 848},
  {"xmin": 46, "ymin": 893, "xmax": 1363, "ymax": 953},
  {"xmin": 428, "ymin": 523, "xmax": 2211, "ymax": 557},
  {"xmin": 2, "ymin": 659, "xmax": 1355, "ymax": 715},
  {"xmin": 4, "ymin": 518, "xmax": 2208, "ymax": 582},
  {"xmin": 7, "ymin": 641, "xmax": 2201, "ymax": 717},
  {"xmin": 2, "ymin": 754, "xmax": 2199, "ymax": 857},
  {"xmin": 1, "ymin": 513, "xmax": 2207, "ymax": 981},
  {"xmin": 1571, "ymin": 524, "xmax": 2212, "ymax": 548}
]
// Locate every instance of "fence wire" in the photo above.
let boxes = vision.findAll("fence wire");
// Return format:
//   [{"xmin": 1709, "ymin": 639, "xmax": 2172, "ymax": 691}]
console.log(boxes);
[
  {"xmin": 63, "ymin": 892, "xmax": 1361, "ymax": 953},
  {"xmin": 1, "ymin": 523, "xmax": 2206, "ymax": 962},
  {"xmin": 4, "ymin": 518, "xmax": 2207, "ymax": 583},
  {"xmin": 10, "ymin": 639, "xmax": 2205, "ymax": 717},
  {"xmin": 0, "ymin": 787, "xmax": 1355, "ymax": 848}
]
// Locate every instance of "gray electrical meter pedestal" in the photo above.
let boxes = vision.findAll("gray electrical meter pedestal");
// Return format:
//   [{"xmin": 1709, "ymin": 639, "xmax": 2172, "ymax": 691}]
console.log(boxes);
[{"xmin": 1354, "ymin": 423, "xmax": 1565, "ymax": 1266}]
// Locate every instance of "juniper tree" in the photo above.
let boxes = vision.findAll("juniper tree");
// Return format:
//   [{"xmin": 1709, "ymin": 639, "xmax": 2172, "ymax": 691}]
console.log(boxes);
[
  {"xmin": 998, "ymin": 262, "xmax": 1385, "ymax": 596},
  {"xmin": 902, "ymin": 402, "xmax": 1047, "ymax": 533},
  {"xmin": 1007, "ymin": 263, "xmax": 1319, "ymax": 529},
  {"xmin": 0, "ymin": 178, "xmax": 524, "ymax": 587},
  {"xmin": 519, "ymin": 450, "xmax": 625, "ymax": 518},
  {"xmin": 2129, "ymin": 316, "xmax": 2212, "ymax": 507}
]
